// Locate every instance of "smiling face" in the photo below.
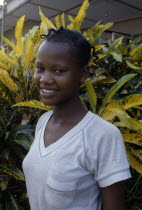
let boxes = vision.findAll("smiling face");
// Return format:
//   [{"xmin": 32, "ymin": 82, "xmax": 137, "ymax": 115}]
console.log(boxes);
[{"xmin": 34, "ymin": 41, "xmax": 88, "ymax": 107}]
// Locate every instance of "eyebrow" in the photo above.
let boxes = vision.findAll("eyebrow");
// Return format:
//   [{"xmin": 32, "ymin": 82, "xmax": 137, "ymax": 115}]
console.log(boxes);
[{"xmin": 36, "ymin": 61, "xmax": 67, "ymax": 68}]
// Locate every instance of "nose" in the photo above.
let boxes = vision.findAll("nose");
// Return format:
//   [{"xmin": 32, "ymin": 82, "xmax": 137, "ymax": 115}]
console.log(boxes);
[{"xmin": 40, "ymin": 71, "xmax": 54, "ymax": 84}]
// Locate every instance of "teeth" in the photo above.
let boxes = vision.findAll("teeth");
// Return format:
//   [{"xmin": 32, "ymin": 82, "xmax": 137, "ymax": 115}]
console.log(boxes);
[{"xmin": 42, "ymin": 89, "xmax": 55, "ymax": 93}]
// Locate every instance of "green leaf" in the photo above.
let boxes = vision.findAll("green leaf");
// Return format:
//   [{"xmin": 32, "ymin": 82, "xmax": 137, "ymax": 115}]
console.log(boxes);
[
  {"xmin": 126, "ymin": 61, "xmax": 140, "ymax": 70},
  {"xmin": 98, "ymin": 74, "xmax": 137, "ymax": 115},
  {"xmin": 90, "ymin": 22, "xmax": 113, "ymax": 43},
  {"xmin": 125, "ymin": 37, "xmax": 141, "ymax": 51},
  {"xmin": 13, "ymin": 125, "xmax": 34, "ymax": 135},
  {"xmin": 14, "ymin": 139, "xmax": 31, "ymax": 151},
  {"xmin": 8, "ymin": 192, "xmax": 19, "ymax": 210},
  {"xmin": 111, "ymin": 37, "xmax": 124, "ymax": 48},
  {"xmin": 110, "ymin": 52, "xmax": 122, "ymax": 62}
]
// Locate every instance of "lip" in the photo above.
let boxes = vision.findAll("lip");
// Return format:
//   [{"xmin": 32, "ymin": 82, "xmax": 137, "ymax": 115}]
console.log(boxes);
[{"xmin": 39, "ymin": 88, "xmax": 57, "ymax": 97}]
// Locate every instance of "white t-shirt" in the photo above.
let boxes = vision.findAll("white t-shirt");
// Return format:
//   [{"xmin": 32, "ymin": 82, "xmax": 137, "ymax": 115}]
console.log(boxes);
[{"xmin": 23, "ymin": 111, "xmax": 131, "ymax": 210}]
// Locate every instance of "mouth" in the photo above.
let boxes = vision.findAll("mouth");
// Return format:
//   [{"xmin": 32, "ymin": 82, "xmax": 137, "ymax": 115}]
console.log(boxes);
[
  {"xmin": 40, "ymin": 88, "xmax": 57, "ymax": 97},
  {"xmin": 41, "ymin": 89, "xmax": 56, "ymax": 93}
]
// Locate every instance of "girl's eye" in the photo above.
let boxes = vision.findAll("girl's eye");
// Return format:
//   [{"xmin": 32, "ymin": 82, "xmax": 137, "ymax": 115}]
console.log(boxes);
[
  {"xmin": 36, "ymin": 67, "xmax": 44, "ymax": 72},
  {"xmin": 55, "ymin": 69, "xmax": 65, "ymax": 73}
]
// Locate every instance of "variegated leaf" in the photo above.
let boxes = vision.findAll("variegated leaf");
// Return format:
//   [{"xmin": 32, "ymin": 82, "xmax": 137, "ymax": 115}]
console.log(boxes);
[
  {"xmin": 122, "ymin": 133, "xmax": 142, "ymax": 146},
  {"xmin": 85, "ymin": 79, "xmax": 97, "ymax": 113},
  {"xmin": 0, "ymin": 51, "xmax": 18, "ymax": 66},
  {"xmin": 126, "ymin": 61, "xmax": 140, "ymax": 70},
  {"xmin": 13, "ymin": 100, "xmax": 51, "ymax": 111},
  {"xmin": 98, "ymin": 73, "xmax": 137, "ymax": 115},
  {"xmin": 0, "ymin": 69, "xmax": 18, "ymax": 92},
  {"xmin": 120, "ymin": 94, "xmax": 142, "ymax": 110},
  {"xmin": 0, "ymin": 61, "xmax": 10, "ymax": 70},
  {"xmin": 0, "ymin": 163, "xmax": 25, "ymax": 181},
  {"xmin": 130, "ymin": 45, "xmax": 142, "ymax": 56},
  {"xmin": 105, "ymin": 100, "xmax": 142, "ymax": 133},
  {"xmin": 72, "ymin": 0, "xmax": 89, "ymax": 30},
  {"xmin": 15, "ymin": 16, "xmax": 25, "ymax": 57},
  {"xmin": 126, "ymin": 145, "xmax": 142, "ymax": 174},
  {"xmin": 61, "ymin": 13, "xmax": 65, "ymax": 27},
  {"xmin": 55, "ymin": 15, "xmax": 61, "ymax": 28},
  {"xmin": 14, "ymin": 139, "xmax": 31, "ymax": 151},
  {"xmin": 24, "ymin": 39, "xmax": 34, "ymax": 70},
  {"xmin": 1, "ymin": 35, "xmax": 15, "ymax": 50},
  {"xmin": 95, "ymin": 45, "xmax": 105, "ymax": 52},
  {"xmin": 39, "ymin": 7, "xmax": 56, "ymax": 29}
]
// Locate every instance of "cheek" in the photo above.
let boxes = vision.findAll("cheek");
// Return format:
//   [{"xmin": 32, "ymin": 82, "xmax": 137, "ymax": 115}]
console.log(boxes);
[{"xmin": 33, "ymin": 73, "xmax": 39, "ymax": 87}]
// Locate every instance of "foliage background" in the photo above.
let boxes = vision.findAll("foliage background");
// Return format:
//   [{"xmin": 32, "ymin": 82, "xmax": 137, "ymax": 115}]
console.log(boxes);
[{"xmin": 0, "ymin": 0, "xmax": 142, "ymax": 209}]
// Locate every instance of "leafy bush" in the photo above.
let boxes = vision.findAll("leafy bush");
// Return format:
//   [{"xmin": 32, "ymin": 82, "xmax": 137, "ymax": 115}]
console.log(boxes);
[{"xmin": 0, "ymin": 0, "xmax": 142, "ymax": 209}]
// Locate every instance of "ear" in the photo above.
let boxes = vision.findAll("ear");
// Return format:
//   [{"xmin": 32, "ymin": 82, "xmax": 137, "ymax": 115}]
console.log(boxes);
[{"xmin": 80, "ymin": 65, "xmax": 89, "ymax": 84}]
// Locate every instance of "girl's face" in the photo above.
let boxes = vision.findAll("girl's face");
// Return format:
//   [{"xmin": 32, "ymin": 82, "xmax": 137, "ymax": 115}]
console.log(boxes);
[{"xmin": 34, "ymin": 41, "xmax": 88, "ymax": 107}]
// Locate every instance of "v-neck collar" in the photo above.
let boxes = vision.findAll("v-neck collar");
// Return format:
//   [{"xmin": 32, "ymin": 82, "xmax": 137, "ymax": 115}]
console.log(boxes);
[{"xmin": 39, "ymin": 111, "xmax": 95, "ymax": 157}]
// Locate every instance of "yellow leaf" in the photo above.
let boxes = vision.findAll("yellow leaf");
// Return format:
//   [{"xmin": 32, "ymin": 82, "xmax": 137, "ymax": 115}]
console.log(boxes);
[
  {"xmin": 98, "ymin": 54, "xmax": 106, "ymax": 59},
  {"xmin": 72, "ymin": 0, "xmax": 89, "ymax": 30},
  {"xmin": 85, "ymin": 79, "xmax": 97, "ymax": 113},
  {"xmin": 0, "ymin": 92, "xmax": 10, "ymax": 103},
  {"xmin": 40, "ymin": 21, "xmax": 48, "ymax": 34},
  {"xmin": 0, "ymin": 61, "xmax": 9, "ymax": 70},
  {"xmin": 120, "ymin": 94, "xmax": 142, "ymax": 110},
  {"xmin": 122, "ymin": 133, "xmax": 142, "ymax": 146},
  {"xmin": 55, "ymin": 15, "xmax": 61, "ymax": 28},
  {"xmin": 100, "ymin": 77, "xmax": 116, "ymax": 84},
  {"xmin": 0, "ymin": 51, "xmax": 18, "ymax": 66},
  {"xmin": 131, "ymin": 149, "xmax": 142, "ymax": 161},
  {"xmin": 126, "ymin": 146, "xmax": 142, "ymax": 174},
  {"xmin": 101, "ymin": 109, "xmax": 115, "ymax": 121},
  {"xmin": 68, "ymin": 15, "xmax": 74, "ymax": 24},
  {"xmin": 15, "ymin": 94, "xmax": 23, "ymax": 103},
  {"xmin": 130, "ymin": 45, "xmax": 142, "ymax": 56},
  {"xmin": 106, "ymin": 100, "xmax": 142, "ymax": 133},
  {"xmin": 13, "ymin": 100, "xmax": 51, "ymax": 111},
  {"xmin": 15, "ymin": 16, "xmax": 25, "ymax": 57},
  {"xmin": 95, "ymin": 45, "xmax": 105, "ymax": 52},
  {"xmin": 61, "ymin": 13, "xmax": 65, "ymax": 27},
  {"xmin": 0, "ymin": 69, "xmax": 18, "ymax": 92},
  {"xmin": 39, "ymin": 7, "xmax": 56, "ymax": 29},
  {"xmin": 1, "ymin": 35, "xmax": 15, "ymax": 50},
  {"xmin": 113, "ymin": 122, "xmax": 125, "ymax": 127},
  {"xmin": 24, "ymin": 40, "xmax": 34, "ymax": 70},
  {"xmin": 85, "ymin": 23, "xmax": 103, "ymax": 36},
  {"xmin": 1, "ymin": 46, "xmax": 5, "ymax": 53}
]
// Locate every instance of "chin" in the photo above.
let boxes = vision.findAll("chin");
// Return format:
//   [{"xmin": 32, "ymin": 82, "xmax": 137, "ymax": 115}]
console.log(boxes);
[{"xmin": 41, "ymin": 98, "xmax": 53, "ymax": 106}]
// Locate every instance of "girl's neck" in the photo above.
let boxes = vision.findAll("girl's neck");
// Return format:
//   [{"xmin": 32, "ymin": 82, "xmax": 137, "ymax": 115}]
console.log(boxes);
[{"xmin": 51, "ymin": 97, "xmax": 87, "ymax": 124}]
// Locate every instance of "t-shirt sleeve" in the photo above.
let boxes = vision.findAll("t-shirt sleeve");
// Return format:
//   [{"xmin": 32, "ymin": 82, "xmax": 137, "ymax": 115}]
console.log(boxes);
[{"xmin": 84, "ymin": 117, "xmax": 131, "ymax": 188}]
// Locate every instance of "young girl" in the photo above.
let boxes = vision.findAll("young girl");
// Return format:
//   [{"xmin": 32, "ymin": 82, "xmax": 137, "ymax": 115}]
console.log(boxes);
[{"xmin": 23, "ymin": 27, "xmax": 131, "ymax": 210}]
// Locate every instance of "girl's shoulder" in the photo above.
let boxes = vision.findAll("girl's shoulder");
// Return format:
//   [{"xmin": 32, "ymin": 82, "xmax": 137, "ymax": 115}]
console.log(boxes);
[{"xmin": 86, "ymin": 111, "xmax": 120, "ymax": 135}]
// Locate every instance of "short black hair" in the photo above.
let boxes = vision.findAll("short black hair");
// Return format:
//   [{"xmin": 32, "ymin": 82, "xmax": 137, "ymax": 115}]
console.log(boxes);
[{"xmin": 40, "ymin": 26, "xmax": 92, "ymax": 67}]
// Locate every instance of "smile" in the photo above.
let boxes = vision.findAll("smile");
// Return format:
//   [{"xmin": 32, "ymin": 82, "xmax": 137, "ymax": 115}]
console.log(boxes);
[{"xmin": 41, "ymin": 89, "xmax": 56, "ymax": 93}]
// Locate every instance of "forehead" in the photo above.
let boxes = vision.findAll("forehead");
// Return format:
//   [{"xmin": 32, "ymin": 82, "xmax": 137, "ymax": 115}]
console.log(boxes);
[{"xmin": 37, "ymin": 41, "xmax": 77, "ymax": 62}]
